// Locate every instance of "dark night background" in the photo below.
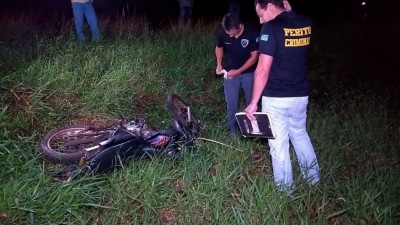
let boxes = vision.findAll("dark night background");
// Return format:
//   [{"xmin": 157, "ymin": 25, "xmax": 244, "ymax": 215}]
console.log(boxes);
[
  {"xmin": 1, "ymin": 0, "xmax": 399, "ymax": 93},
  {"xmin": 1, "ymin": 0, "xmax": 399, "ymax": 98},
  {"xmin": 1, "ymin": 0, "xmax": 398, "ymax": 26}
]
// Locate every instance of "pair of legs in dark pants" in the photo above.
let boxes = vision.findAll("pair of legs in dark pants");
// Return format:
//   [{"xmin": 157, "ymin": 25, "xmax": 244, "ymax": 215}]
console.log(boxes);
[{"xmin": 224, "ymin": 72, "xmax": 254, "ymax": 133}]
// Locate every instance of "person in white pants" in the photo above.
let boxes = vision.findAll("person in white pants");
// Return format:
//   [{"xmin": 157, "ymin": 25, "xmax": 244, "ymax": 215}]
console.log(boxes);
[{"xmin": 245, "ymin": 0, "xmax": 320, "ymax": 192}]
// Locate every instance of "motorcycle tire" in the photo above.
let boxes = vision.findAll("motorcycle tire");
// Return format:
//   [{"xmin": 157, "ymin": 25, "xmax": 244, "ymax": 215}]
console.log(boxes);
[
  {"xmin": 167, "ymin": 94, "xmax": 200, "ymax": 136},
  {"xmin": 40, "ymin": 125, "xmax": 111, "ymax": 164}
]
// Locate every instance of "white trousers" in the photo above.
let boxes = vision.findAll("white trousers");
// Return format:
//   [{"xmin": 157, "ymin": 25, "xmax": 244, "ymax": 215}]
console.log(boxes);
[{"xmin": 262, "ymin": 96, "xmax": 320, "ymax": 188}]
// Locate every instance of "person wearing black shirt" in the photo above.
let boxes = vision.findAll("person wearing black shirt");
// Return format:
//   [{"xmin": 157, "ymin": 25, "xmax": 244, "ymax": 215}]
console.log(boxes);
[
  {"xmin": 215, "ymin": 13, "xmax": 259, "ymax": 135},
  {"xmin": 245, "ymin": 0, "xmax": 320, "ymax": 192}
]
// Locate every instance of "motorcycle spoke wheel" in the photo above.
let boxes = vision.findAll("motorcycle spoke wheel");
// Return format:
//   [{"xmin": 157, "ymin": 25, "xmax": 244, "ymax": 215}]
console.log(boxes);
[{"xmin": 40, "ymin": 125, "xmax": 112, "ymax": 164}]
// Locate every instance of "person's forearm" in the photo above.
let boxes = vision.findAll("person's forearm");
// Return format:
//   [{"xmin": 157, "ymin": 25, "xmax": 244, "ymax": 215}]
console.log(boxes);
[
  {"xmin": 215, "ymin": 47, "xmax": 224, "ymax": 66},
  {"xmin": 250, "ymin": 68, "xmax": 268, "ymax": 105},
  {"xmin": 250, "ymin": 54, "xmax": 272, "ymax": 105},
  {"xmin": 237, "ymin": 52, "xmax": 258, "ymax": 74}
]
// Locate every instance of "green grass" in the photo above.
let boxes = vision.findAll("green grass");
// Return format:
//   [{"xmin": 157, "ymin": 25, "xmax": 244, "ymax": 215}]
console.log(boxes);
[{"xmin": 1, "ymin": 13, "xmax": 399, "ymax": 224}]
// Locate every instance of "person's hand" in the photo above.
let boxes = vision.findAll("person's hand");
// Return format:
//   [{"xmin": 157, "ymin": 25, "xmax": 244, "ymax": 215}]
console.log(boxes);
[
  {"xmin": 245, "ymin": 102, "xmax": 258, "ymax": 120},
  {"xmin": 216, "ymin": 65, "xmax": 223, "ymax": 75},
  {"xmin": 226, "ymin": 69, "xmax": 239, "ymax": 79}
]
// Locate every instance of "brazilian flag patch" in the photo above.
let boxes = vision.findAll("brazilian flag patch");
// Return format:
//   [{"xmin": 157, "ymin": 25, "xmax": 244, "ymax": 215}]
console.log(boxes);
[{"xmin": 260, "ymin": 34, "xmax": 269, "ymax": 41}]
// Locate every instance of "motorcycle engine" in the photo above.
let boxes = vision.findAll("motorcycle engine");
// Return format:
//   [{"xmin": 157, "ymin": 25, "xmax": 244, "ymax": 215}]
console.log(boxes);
[{"xmin": 124, "ymin": 118, "xmax": 158, "ymax": 139}]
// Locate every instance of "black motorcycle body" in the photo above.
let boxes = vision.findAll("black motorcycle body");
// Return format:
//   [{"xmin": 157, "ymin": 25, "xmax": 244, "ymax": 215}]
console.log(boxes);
[
  {"xmin": 40, "ymin": 94, "xmax": 199, "ymax": 180},
  {"xmin": 82, "ymin": 129, "xmax": 180, "ymax": 173}
]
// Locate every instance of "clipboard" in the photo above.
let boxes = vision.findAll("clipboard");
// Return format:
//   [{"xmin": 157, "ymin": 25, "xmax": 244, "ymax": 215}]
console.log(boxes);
[{"xmin": 235, "ymin": 112, "xmax": 276, "ymax": 139}]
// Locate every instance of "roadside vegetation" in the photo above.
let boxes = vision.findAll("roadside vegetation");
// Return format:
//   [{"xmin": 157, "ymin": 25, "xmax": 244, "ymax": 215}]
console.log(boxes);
[{"xmin": 1, "ymin": 12, "xmax": 399, "ymax": 224}]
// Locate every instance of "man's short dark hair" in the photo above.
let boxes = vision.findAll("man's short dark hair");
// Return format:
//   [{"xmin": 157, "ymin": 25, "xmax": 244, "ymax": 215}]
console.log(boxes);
[
  {"xmin": 221, "ymin": 13, "xmax": 241, "ymax": 31},
  {"xmin": 254, "ymin": 0, "xmax": 284, "ymax": 9}
]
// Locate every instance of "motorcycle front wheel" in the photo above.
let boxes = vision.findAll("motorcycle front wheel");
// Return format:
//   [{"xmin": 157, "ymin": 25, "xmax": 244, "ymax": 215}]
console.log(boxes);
[
  {"xmin": 40, "ymin": 125, "xmax": 112, "ymax": 164},
  {"xmin": 167, "ymin": 94, "xmax": 200, "ymax": 137}
]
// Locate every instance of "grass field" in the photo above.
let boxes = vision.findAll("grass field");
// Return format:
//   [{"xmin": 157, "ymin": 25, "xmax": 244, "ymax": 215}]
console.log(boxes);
[{"xmin": 1, "ymin": 13, "xmax": 399, "ymax": 224}]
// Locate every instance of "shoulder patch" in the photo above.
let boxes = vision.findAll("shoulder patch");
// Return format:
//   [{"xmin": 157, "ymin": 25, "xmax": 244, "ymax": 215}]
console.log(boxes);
[{"xmin": 260, "ymin": 34, "xmax": 269, "ymax": 41}]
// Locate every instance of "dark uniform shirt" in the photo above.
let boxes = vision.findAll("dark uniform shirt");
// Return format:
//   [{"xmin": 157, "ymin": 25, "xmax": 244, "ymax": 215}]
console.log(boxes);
[
  {"xmin": 216, "ymin": 24, "xmax": 259, "ymax": 74},
  {"xmin": 259, "ymin": 11, "xmax": 312, "ymax": 97}
]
